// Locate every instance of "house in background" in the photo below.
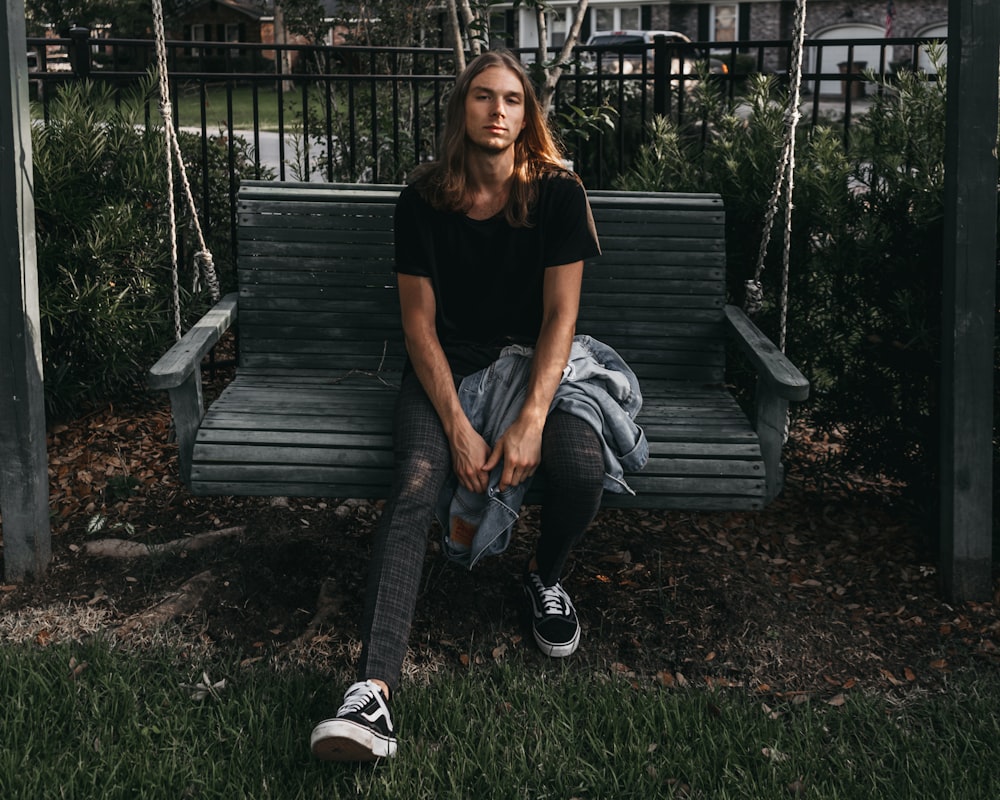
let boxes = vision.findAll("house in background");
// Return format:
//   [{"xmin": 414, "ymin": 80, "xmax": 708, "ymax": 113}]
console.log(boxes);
[
  {"xmin": 163, "ymin": 0, "xmax": 948, "ymax": 79},
  {"xmin": 168, "ymin": 0, "xmax": 347, "ymax": 64},
  {"xmin": 173, "ymin": 0, "xmax": 269, "ymax": 52},
  {"xmin": 506, "ymin": 0, "xmax": 948, "ymax": 74}
]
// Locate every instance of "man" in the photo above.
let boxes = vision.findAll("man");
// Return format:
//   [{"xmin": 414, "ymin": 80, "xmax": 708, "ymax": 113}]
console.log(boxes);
[{"xmin": 310, "ymin": 49, "xmax": 605, "ymax": 762}]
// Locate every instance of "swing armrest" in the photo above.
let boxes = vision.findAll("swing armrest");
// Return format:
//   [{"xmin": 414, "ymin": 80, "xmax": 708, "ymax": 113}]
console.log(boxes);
[
  {"xmin": 148, "ymin": 293, "xmax": 238, "ymax": 485},
  {"xmin": 149, "ymin": 293, "xmax": 239, "ymax": 390},
  {"xmin": 725, "ymin": 304, "xmax": 809, "ymax": 504},
  {"xmin": 724, "ymin": 305, "xmax": 809, "ymax": 401}
]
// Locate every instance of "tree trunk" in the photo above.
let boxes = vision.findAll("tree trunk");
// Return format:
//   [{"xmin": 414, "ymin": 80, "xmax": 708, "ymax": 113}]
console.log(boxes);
[
  {"xmin": 273, "ymin": 3, "xmax": 295, "ymax": 93},
  {"xmin": 446, "ymin": 0, "xmax": 465, "ymax": 72},
  {"xmin": 459, "ymin": 0, "xmax": 482, "ymax": 58},
  {"xmin": 536, "ymin": 0, "xmax": 590, "ymax": 115}
]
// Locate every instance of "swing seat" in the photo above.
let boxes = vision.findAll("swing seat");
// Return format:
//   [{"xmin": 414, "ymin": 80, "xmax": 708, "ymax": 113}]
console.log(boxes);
[{"xmin": 149, "ymin": 181, "xmax": 808, "ymax": 509}]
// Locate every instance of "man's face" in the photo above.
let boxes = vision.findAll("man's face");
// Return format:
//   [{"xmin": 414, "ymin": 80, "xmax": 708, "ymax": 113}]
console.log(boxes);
[{"xmin": 464, "ymin": 65, "xmax": 527, "ymax": 154}]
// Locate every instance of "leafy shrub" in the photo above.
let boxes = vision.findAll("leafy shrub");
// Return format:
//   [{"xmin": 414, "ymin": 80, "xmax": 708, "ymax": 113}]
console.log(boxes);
[
  {"xmin": 31, "ymin": 79, "xmax": 266, "ymax": 418},
  {"xmin": 616, "ymin": 59, "xmax": 998, "ymax": 503}
]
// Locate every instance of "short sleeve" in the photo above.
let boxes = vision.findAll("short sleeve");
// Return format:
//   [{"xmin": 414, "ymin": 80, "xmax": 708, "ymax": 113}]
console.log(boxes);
[
  {"xmin": 538, "ymin": 174, "xmax": 601, "ymax": 268},
  {"xmin": 394, "ymin": 185, "xmax": 431, "ymax": 277}
]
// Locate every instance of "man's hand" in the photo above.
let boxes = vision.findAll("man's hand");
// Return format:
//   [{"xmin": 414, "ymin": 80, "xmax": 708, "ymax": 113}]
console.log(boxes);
[
  {"xmin": 485, "ymin": 416, "xmax": 544, "ymax": 492},
  {"xmin": 449, "ymin": 424, "xmax": 492, "ymax": 494}
]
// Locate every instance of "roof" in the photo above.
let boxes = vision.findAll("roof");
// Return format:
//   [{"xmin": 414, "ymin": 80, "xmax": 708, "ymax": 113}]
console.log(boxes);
[{"xmin": 172, "ymin": 0, "xmax": 271, "ymax": 21}]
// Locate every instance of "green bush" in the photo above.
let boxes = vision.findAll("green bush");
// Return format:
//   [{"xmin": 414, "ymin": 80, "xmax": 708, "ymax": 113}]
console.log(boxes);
[
  {"xmin": 616, "ymin": 60, "xmax": 999, "ymax": 504},
  {"xmin": 31, "ymin": 79, "xmax": 266, "ymax": 418}
]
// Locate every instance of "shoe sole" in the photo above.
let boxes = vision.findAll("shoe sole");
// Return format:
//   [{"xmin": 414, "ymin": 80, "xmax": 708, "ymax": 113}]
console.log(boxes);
[
  {"xmin": 533, "ymin": 623, "xmax": 581, "ymax": 657},
  {"xmin": 310, "ymin": 718, "xmax": 398, "ymax": 762}
]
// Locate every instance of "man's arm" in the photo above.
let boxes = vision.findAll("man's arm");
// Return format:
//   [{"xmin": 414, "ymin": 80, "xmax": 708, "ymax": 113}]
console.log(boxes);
[
  {"xmin": 397, "ymin": 273, "xmax": 491, "ymax": 494},
  {"xmin": 486, "ymin": 261, "xmax": 584, "ymax": 491}
]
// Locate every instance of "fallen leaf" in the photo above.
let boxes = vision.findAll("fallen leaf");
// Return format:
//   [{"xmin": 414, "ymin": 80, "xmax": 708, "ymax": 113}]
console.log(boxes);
[
  {"xmin": 904, "ymin": 667, "xmax": 917, "ymax": 682},
  {"xmin": 826, "ymin": 693, "xmax": 847, "ymax": 707},
  {"xmin": 180, "ymin": 670, "xmax": 226, "ymax": 701},
  {"xmin": 880, "ymin": 668, "xmax": 904, "ymax": 686},
  {"xmin": 68, "ymin": 658, "xmax": 89, "ymax": 680},
  {"xmin": 656, "ymin": 671, "xmax": 675, "ymax": 687}
]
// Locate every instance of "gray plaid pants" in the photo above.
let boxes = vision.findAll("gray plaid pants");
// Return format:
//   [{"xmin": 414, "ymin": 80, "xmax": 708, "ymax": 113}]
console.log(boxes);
[{"xmin": 357, "ymin": 372, "xmax": 604, "ymax": 693}]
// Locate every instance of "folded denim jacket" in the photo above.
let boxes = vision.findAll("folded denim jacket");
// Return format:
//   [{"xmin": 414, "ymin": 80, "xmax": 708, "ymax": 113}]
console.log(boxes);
[{"xmin": 437, "ymin": 335, "xmax": 648, "ymax": 569}]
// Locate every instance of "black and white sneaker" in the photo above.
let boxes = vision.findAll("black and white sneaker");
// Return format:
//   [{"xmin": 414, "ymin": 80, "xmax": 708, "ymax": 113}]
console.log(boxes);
[
  {"xmin": 310, "ymin": 680, "xmax": 398, "ymax": 761},
  {"xmin": 524, "ymin": 570, "xmax": 581, "ymax": 657}
]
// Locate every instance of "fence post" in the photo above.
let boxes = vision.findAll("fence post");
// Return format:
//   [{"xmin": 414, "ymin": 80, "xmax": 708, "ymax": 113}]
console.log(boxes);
[{"xmin": 68, "ymin": 25, "xmax": 91, "ymax": 78}]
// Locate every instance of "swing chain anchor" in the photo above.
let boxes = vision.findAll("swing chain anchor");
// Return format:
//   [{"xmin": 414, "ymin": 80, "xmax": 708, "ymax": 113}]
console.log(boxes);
[
  {"xmin": 193, "ymin": 250, "xmax": 220, "ymax": 298},
  {"xmin": 744, "ymin": 279, "xmax": 764, "ymax": 316}
]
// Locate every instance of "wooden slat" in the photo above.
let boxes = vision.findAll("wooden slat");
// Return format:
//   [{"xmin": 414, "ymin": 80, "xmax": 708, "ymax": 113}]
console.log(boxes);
[
  {"xmin": 194, "ymin": 444, "xmax": 393, "ymax": 467},
  {"xmin": 191, "ymin": 463, "xmax": 393, "ymax": 485},
  {"xmin": 198, "ymin": 429, "xmax": 394, "ymax": 448}
]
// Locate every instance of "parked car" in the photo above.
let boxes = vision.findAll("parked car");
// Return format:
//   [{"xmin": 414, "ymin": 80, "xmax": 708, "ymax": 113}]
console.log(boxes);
[{"xmin": 584, "ymin": 30, "xmax": 728, "ymax": 81}]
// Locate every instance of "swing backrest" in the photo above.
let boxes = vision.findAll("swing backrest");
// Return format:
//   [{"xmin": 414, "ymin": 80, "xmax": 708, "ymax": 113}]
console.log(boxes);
[{"xmin": 235, "ymin": 182, "xmax": 727, "ymax": 386}]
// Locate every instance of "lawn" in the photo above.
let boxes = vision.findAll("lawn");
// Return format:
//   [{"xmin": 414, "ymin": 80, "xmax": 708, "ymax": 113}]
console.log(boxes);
[
  {"xmin": 3, "ymin": 638, "xmax": 999, "ymax": 799},
  {"xmin": 173, "ymin": 84, "xmax": 305, "ymax": 132}
]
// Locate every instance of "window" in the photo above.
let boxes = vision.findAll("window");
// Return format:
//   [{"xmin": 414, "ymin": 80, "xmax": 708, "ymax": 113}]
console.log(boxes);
[
  {"xmin": 489, "ymin": 12, "xmax": 513, "ymax": 48},
  {"xmin": 226, "ymin": 23, "xmax": 241, "ymax": 57},
  {"xmin": 713, "ymin": 4, "xmax": 738, "ymax": 42},
  {"xmin": 594, "ymin": 6, "xmax": 642, "ymax": 34},
  {"xmin": 191, "ymin": 23, "xmax": 206, "ymax": 57},
  {"xmin": 547, "ymin": 9, "xmax": 568, "ymax": 48}
]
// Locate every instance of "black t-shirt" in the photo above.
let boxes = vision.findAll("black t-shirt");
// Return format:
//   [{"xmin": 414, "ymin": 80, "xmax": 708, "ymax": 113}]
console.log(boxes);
[{"xmin": 394, "ymin": 171, "xmax": 601, "ymax": 375}]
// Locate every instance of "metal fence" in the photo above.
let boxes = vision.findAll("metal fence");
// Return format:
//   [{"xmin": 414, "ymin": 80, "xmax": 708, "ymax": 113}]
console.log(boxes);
[{"xmin": 26, "ymin": 31, "xmax": 941, "ymax": 279}]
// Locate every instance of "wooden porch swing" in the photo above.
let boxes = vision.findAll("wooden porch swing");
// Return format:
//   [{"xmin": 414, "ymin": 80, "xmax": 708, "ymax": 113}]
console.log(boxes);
[{"xmin": 148, "ymin": 3, "xmax": 812, "ymax": 512}]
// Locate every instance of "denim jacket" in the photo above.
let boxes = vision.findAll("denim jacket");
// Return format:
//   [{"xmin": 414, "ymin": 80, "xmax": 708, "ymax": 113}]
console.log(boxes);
[{"xmin": 437, "ymin": 335, "xmax": 648, "ymax": 568}]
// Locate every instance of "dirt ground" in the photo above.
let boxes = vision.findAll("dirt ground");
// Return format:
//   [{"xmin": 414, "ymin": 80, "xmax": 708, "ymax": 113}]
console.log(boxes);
[{"xmin": 2, "ymin": 392, "xmax": 998, "ymax": 701}]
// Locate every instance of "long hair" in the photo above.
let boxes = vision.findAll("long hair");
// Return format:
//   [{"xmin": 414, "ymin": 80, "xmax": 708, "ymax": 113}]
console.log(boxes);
[{"xmin": 411, "ymin": 50, "xmax": 572, "ymax": 227}]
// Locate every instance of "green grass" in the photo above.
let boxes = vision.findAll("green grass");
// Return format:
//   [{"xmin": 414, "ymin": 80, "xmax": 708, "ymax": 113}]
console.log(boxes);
[
  {"xmin": 174, "ymin": 85, "xmax": 304, "ymax": 132},
  {"xmin": 3, "ymin": 639, "xmax": 999, "ymax": 799}
]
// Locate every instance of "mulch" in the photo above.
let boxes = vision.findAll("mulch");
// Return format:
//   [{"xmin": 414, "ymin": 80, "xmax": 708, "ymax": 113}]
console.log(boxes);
[{"xmin": 1, "ymin": 389, "xmax": 998, "ymax": 702}]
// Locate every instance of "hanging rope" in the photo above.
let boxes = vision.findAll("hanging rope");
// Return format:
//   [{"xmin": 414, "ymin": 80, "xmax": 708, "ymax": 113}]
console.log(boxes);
[
  {"xmin": 745, "ymin": 0, "xmax": 807, "ymax": 353},
  {"xmin": 151, "ymin": 0, "xmax": 220, "ymax": 341}
]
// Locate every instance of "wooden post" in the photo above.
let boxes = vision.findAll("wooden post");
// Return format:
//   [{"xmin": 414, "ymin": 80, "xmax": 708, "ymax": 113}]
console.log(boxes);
[
  {"xmin": 0, "ymin": 0, "xmax": 50, "ymax": 581},
  {"xmin": 940, "ymin": 0, "xmax": 998, "ymax": 601}
]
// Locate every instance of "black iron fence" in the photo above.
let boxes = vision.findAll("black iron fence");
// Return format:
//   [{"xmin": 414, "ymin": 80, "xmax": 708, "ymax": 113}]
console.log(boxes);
[{"xmin": 26, "ymin": 31, "xmax": 942, "ymax": 279}]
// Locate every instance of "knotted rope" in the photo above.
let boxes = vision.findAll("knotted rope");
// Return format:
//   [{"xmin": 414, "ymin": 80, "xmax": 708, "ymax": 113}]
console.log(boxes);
[
  {"xmin": 151, "ymin": 0, "xmax": 221, "ymax": 341},
  {"xmin": 745, "ymin": 0, "xmax": 807, "ymax": 354}
]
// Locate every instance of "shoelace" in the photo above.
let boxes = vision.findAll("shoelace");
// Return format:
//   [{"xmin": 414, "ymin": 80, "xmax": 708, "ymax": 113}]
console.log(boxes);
[
  {"xmin": 337, "ymin": 682, "xmax": 378, "ymax": 716},
  {"xmin": 533, "ymin": 577, "xmax": 573, "ymax": 617}
]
